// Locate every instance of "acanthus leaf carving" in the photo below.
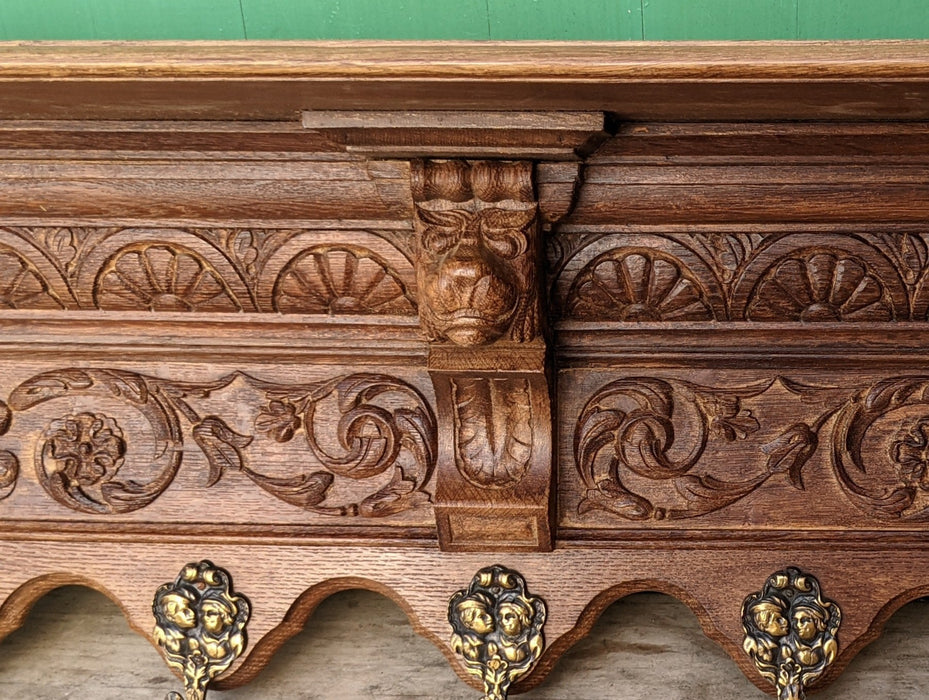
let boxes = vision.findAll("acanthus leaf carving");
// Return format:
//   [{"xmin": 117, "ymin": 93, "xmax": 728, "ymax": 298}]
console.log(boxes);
[
  {"xmin": 249, "ymin": 372, "xmax": 436, "ymax": 517},
  {"xmin": 451, "ymin": 377, "xmax": 533, "ymax": 489},
  {"xmin": 575, "ymin": 373, "xmax": 929, "ymax": 522},
  {"xmin": 192, "ymin": 416, "xmax": 254, "ymax": 487},
  {"xmin": 761, "ymin": 423, "xmax": 819, "ymax": 490},
  {"xmin": 575, "ymin": 377, "xmax": 792, "ymax": 521}
]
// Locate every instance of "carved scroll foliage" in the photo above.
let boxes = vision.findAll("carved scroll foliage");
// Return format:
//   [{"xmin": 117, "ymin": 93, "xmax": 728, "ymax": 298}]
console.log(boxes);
[
  {"xmin": 451, "ymin": 377, "xmax": 532, "ymax": 489},
  {"xmin": 742, "ymin": 567, "xmax": 840, "ymax": 700},
  {"xmin": 575, "ymin": 374, "xmax": 929, "ymax": 522},
  {"xmin": 413, "ymin": 160, "xmax": 540, "ymax": 346},
  {"xmin": 574, "ymin": 377, "xmax": 773, "ymax": 520},
  {"xmin": 449, "ymin": 565, "xmax": 546, "ymax": 700},
  {"xmin": 251, "ymin": 373, "xmax": 436, "ymax": 516},
  {"xmin": 153, "ymin": 561, "xmax": 249, "ymax": 700},
  {"xmin": 1, "ymin": 369, "xmax": 435, "ymax": 517}
]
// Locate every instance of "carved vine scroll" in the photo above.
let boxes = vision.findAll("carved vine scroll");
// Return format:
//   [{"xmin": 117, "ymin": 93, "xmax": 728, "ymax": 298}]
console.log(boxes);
[
  {"xmin": 575, "ymin": 374, "xmax": 929, "ymax": 522},
  {"xmin": 0, "ymin": 368, "xmax": 436, "ymax": 518}
]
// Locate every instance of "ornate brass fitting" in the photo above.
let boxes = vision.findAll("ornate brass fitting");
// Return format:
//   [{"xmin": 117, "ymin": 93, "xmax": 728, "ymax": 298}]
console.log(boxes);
[
  {"xmin": 153, "ymin": 561, "xmax": 250, "ymax": 700},
  {"xmin": 448, "ymin": 565, "xmax": 546, "ymax": 700},
  {"xmin": 742, "ymin": 567, "xmax": 841, "ymax": 700}
]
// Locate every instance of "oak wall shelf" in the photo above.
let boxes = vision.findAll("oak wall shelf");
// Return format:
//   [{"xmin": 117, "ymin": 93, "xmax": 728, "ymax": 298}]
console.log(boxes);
[{"xmin": 1, "ymin": 40, "xmax": 929, "ymax": 699}]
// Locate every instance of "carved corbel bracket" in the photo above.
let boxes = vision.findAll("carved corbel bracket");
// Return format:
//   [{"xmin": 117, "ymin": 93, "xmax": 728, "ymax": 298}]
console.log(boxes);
[{"xmin": 413, "ymin": 159, "xmax": 555, "ymax": 551}]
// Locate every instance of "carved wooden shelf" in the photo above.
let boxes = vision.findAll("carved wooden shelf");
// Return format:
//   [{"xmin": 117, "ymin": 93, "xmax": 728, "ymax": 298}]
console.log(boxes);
[{"xmin": 1, "ymin": 40, "xmax": 929, "ymax": 698}]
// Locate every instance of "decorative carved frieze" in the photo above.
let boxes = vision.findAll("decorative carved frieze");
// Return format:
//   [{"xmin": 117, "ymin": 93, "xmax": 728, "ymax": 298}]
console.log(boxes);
[
  {"xmin": 742, "ymin": 567, "xmax": 840, "ymax": 700},
  {"xmin": 449, "ymin": 565, "xmax": 546, "ymax": 700},
  {"xmin": 573, "ymin": 374, "xmax": 929, "ymax": 523},
  {"xmin": 154, "ymin": 561, "xmax": 250, "ymax": 700},
  {"xmin": 0, "ymin": 227, "xmax": 417, "ymax": 314},
  {"xmin": 0, "ymin": 368, "xmax": 436, "ymax": 518},
  {"xmin": 554, "ymin": 232, "xmax": 927, "ymax": 322}
]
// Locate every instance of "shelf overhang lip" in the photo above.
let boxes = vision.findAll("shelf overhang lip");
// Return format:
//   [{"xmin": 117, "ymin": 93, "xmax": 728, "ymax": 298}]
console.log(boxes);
[{"xmin": 1, "ymin": 40, "xmax": 929, "ymax": 80}]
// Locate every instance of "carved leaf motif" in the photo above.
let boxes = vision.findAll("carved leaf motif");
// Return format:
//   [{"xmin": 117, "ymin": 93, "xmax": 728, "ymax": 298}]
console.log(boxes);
[
  {"xmin": 452, "ymin": 377, "xmax": 533, "ymax": 489},
  {"xmin": 192, "ymin": 416, "xmax": 254, "ymax": 487},
  {"xmin": 690, "ymin": 233, "xmax": 765, "ymax": 283},
  {"xmin": 674, "ymin": 472, "xmax": 770, "ymax": 517},
  {"xmin": 240, "ymin": 467, "xmax": 335, "ymax": 510},
  {"xmin": 762, "ymin": 423, "xmax": 819, "ymax": 490},
  {"xmin": 872, "ymin": 232, "xmax": 929, "ymax": 285},
  {"xmin": 9, "ymin": 369, "xmax": 95, "ymax": 410},
  {"xmin": 358, "ymin": 466, "xmax": 430, "ymax": 517}
]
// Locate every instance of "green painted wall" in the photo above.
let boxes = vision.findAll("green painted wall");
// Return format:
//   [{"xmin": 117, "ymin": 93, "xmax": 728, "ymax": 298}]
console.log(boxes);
[{"xmin": 1, "ymin": 0, "xmax": 928, "ymax": 40}]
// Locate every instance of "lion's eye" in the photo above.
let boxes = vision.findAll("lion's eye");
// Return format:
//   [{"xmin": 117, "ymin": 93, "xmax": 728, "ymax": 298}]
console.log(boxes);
[
  {"xmin": 480, "ymin": 209, "xmax": 531, "ymax": 259},
  {"xmin": 424, "ymin": 227, "xmax": 458, "ymax": 254},
  {"xmin": 482, "ymin": 227, "xmax": 527, "ymax": 259}
]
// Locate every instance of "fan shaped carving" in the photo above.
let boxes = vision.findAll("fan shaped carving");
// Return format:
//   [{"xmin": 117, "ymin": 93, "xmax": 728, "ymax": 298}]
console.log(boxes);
[
  {"xmin": 566, "ymin": 249, "xmax": 715, "ymax": 321},
  {"xmin": 0, "ymin": 245, "xmax": 64, "ymax": 310},
  {"xmin": 272, "ymin": 245, "xmax": 415, "ymax": 314},
  {"xmin": 746, "ymin": 250, "xmax": 894, "ymax": 321},
  {"xmin": 94, "ymin": 243, "xmax": 242, "ymax": 312}
]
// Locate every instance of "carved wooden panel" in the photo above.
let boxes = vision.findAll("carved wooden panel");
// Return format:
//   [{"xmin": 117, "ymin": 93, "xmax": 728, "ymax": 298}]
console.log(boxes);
[{"xmin": 2, "ymin": 43, "xmax": 929, "ymax": 700}]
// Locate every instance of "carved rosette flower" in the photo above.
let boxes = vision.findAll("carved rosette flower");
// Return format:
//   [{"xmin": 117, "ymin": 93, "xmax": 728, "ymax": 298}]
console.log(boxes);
[
  {"xmin": 747, "ymin": 251, "xmax": 894, "ymax": 321},
  {"xmin": 42, "ymin": 412, "xmax": 126, "ymax": 488},
  {"xmin": 273, "ymin": 245, "xmax": 416, "ymax": 314},
  {"xmin": 891, "ymin": 417, "xmax": 929, "ymax": 491},
  {"xmin": 95, "ymin": 243, "xmax": 242, "ymax": 311},
  {"xmin": 566, "ymin": 250, "xmax": 714, "ymax": 321}
]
